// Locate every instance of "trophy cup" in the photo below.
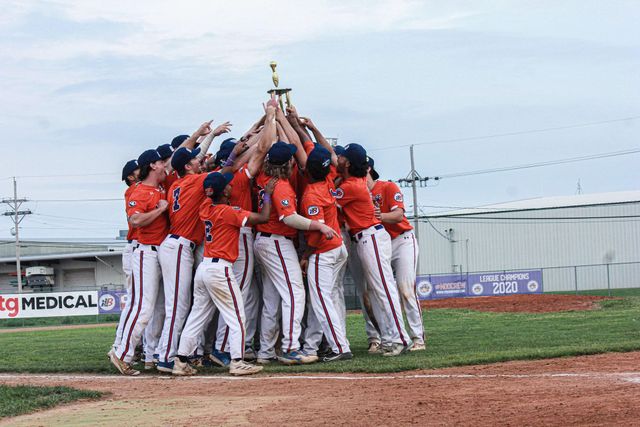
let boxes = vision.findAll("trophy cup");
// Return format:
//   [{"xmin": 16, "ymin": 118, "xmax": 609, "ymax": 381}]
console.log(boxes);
[{"xmin": 268, "ymin": 61, "xmax": 292, "ymax": 111}]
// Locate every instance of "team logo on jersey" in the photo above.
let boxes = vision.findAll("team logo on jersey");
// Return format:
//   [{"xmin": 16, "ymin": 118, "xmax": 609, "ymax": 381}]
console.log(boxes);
[
  {"xmin": 394, "ymin": 192, "xmax": 403, "ymax": 202},
  {"xmin": 128, "ymin": 201, "xmax": 136, "ymax": 207},
  {"xmin": 333, "ymin": 188, "xmax": 344, "ymax": 199},
  {"xmin": 281, "ymin": 199, "xmax": 290, "ymax": 207},
  {"xmin": 307, "ymin": 206, "xmax": 319, "ymax": 216}
]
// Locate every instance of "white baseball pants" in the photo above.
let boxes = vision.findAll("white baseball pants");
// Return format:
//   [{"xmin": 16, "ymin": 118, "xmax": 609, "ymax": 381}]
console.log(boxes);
[
  {"xmin": 347, "ymin": 235, "xmax": 381, "ymax": 345},
  {"xmin": 216, "ymin": 228, "xmax": 258, "ymax": 353},
  {"xmin": 117, "ymin": 244, "xmax": 163, "ymax": 364},
  {"xmin": 157, "ymin": 235, "xmax": 195, "ymax": 363},
  {"xmin": 256, "ymin": 265, "xmax": 281, "ymax": 359},
  {"xmin": 355, "ymin": 226, "xmax": 410, "ymax": 347},
  {"xmin": 178, "ymin": 259, "xmax": 246, "ymax": 360},
  {"xmin": 254, "ymin": 234, "xmax": 305, "ymax": 354},
  {"xmin": 113, "ymin": 240, "xmax": 136, "ymax": 351},
  {"xmin": 307, "ymin": 244, "xmax": 351, "ymax": 354},
  {"xmin": 391, "ymin": 231, "xmax": 424, "ymax": 342}
]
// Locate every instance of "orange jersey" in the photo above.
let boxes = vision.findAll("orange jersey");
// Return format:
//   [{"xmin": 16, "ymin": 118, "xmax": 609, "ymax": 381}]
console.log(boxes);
[
  {"xmin": 126, "ymin": 183, "xmax": 169, "ymax": 245},
  {"xmin": 164, "ymin": 170, "xmax": 178, "ymax": 190},
  {"xmin": 255, "ymin": 172, "xmax": 298, "ymax": 238},
  {"xmin": 301, "ymin": 179, "xmax": 343, "ymax": 254},
  {"xmin": 167, "ymin": 173, "xmax": 208, "ymax": 244},
  {"xmin": 371, "ymin": 180, "xmax": 413, "ymax": 239},
  {"xmin": 199, "ymin": 201, "xmax": 251, "ymax": 262},
  {"xmin": 335, "ymin": 176, "xmax": 380, "ymax": 235},
  {"xmin": 229, "ymin": 165, "xmax": 253, "ymax": 212},
  {"xmin": 124, "ymin": 184, "xmax": 139, "ymax": 241}
]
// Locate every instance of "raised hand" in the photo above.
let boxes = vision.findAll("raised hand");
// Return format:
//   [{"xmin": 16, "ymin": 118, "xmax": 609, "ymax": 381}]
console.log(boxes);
[
  {"xmin": 265, "ymin": 177, "xmax": 278, "ymax": 195},
  {"xmin": 299, "ymin": 117, "xmax": 316, "ymax": 130},
  {"xmin": 213, "ymin": 121, "xmax": 232, "ymax": 137}
]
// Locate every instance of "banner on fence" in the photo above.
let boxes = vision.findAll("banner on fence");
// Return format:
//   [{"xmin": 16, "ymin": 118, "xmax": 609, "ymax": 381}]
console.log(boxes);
[
  {"xmin": 416, "ymin": 270, "xmax": 543, "ymax": 300},
  {"xmin": 0, "ymin": 291, "xmax": 99, "ymax": 319},
  {"xmin": 98, "ymin": 290, "xmax": 127, "ymax": 315}
]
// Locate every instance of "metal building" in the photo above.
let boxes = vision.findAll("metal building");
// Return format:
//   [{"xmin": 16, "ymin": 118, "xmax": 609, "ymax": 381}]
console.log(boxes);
[
  {"xmin": 0, "ymin": 239, "xmax": 125, "ymax": 293},
  {"xmin": 415, "ymin": 191, "xmax": 640, "ymax": 292}
]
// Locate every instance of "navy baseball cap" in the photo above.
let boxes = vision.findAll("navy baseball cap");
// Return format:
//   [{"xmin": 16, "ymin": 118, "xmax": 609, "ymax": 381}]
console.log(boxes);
[
  {"xmin": 214, "ymin": 138, "xmax": 237, "ymax": 163},
  {"xmin": 138, "ymin": 149, "xmax": 162, "ymax": 167},
  {"xmin": 343, "ymin": 143, "xmax": 368, "ymax": 165},
  {"xmin": 266, "ymin": 141, "xmax": 297, "ymax": 165},
  {"xmin": 121, "ymin": 159, "xmax": 139, "ymax": 181},
  {"xmin": 171, "ymin": 147, "xmax": 201, "ymax": 171},
  {"xmin": 156, "ymin": 143, "xmax": 175, "ymax": 160},
  {"xmin": 203, "ymin": 172, "xmax": 234, "ymax": 198},
  {"xmin": 333, "ymin": 145, "xmax": 346, "ymax": 156},
  {"xmin": 368, "ymin": 157, "xmax": 380, "ymax": 181},
  {"xmin": 171, "ymin": 134, "xmax": 189, "ymax": 149},
  {"xmin": 307, "ymin": 146, "xmax": 332, "ymax": 170}
]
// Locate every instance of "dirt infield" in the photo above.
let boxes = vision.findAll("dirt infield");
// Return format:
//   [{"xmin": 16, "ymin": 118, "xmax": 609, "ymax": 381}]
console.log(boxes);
[
  {"xmin": 422, "ymin": 294, "xmax": 614, "ymax": 313},
  {"xmin": 1, "ymin": 352, "xmax": 639, "ymax": 426}
]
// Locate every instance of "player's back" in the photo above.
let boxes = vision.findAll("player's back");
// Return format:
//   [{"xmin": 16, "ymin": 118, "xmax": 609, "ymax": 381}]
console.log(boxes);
[
  {"xmin": 168, "ymin": 173, "xmax": 208, "ymax": 244},
  {"xmin": 336, "ymin": 176, "xmax": 380, "ymax": 235}
]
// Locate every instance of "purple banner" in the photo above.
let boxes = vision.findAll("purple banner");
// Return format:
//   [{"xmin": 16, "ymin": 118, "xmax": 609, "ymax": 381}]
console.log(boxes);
[
  {"xmin": 416, "ymin": 270, "xmax": 543, "ymax": 300},
  {"xmin": 98, "ymin": 290, "xmax": 127, "ymax": 314}
]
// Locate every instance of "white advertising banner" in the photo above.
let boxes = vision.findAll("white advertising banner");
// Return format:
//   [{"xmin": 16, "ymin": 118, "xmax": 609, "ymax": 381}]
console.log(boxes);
[{"xmin": 0, "ymin": 291, "xmax": 99, "ymax": 319}]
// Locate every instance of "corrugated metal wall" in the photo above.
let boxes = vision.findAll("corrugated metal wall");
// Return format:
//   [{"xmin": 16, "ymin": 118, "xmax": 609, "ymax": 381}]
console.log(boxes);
[{"xmin": 416, "ymin": 201, "xmax": 640, "ymax": 291}]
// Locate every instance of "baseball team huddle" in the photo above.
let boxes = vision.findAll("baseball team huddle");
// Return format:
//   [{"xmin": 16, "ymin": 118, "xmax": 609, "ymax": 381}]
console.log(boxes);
[{"xmin": 108, "ymin": 96, "xmax": 425, "ymax": 377}]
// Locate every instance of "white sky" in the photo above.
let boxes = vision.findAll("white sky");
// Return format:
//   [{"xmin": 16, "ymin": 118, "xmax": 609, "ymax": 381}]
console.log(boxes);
[{"xmin": 0, "ymin": 0, "xmax": 638, "ymax": 239}]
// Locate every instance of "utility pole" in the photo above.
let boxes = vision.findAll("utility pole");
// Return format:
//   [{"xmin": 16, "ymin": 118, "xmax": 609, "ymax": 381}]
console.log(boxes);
[
  {"xmin": 409, "ymin": 145, "xmax": 420, "ymax": 245},
  {"xmin": 2, "ymin": 177, "xmax": 31, "ymax": 293}
]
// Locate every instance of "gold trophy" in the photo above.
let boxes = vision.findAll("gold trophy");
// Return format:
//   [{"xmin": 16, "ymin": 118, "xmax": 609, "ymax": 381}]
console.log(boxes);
[{"xmin": 267, "ymin": 61, "xmax": 292, "ymax": 111}]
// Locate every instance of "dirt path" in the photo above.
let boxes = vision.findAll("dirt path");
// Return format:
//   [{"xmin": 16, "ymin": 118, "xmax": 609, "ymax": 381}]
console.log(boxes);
[{"xmin": 1, "ymin": 352, "xmax": 639, "ymax": 426}]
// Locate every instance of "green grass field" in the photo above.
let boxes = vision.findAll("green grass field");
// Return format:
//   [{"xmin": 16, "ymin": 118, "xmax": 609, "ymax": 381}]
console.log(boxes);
[
  {"xmin": 1, "ymin": 296, "xmax": 639, "ymax": 374},
  {"xmin": 0, "ymin": 385, "xmax": 102, "ymax": 419}
]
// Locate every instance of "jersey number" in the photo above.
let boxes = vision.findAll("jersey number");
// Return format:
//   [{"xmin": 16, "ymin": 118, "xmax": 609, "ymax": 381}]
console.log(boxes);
[
  {"xmin": 172, "ymin": 187, "xmax": 181, "ymax": 212},
  {"xmin": 204, "ymin": 220, "xmax": 213, "ymax": 242}
]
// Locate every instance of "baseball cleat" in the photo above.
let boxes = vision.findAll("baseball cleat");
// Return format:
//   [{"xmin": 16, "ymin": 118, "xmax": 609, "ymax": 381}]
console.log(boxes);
[
  {"xmin": 278, "ymin": 351, "xmax": 312, "ymax": 365},
  {"xmin": 109, "ymin": 352, "xmax": 140, "ymax": 376},
  {"xmin": 321, "ymin": 352, "xmax": 354, "ymax": 363},
  {"xmin": 107, "ymin": 349, "xmax": 115, "ymax": 360},
  {"xmin": 382, "ymin": 341, "xmax": 414, "ymax": 357},
  {"xmin": 244, "ymin": 349, "xmax": 257, "ymax": 362},
  {"xmin": 212, "ymin": 349, "xmax": 231, "ymax": 366},
  {"xmin": 172, "ymin": 359, "xmax": 197, "ymax": 376},
  {"xmin": 367, "ymin": 342, "xmax": 382, "ymax": 354},
  {"xmin": 229, "ymin": 360, "xmax": 263, "ymax": 376},
  {"xmin": 202, "ymin": 353, "xmax": 226, "ymax": 368},
  {"xmin": 156, "ymin": 361, "xmax": 175, "ymax": 373},
  {"xmin": 299, "ymin": 352, "xmax": 319, "ymax": 364},
  {"xmin": 144, "ymin": 361, "xmax": 156, "ymax": 371},
  {"xmin": 410, "ymin": 340, "xmax": 426, "ymax": 352},
  {"xmin": 152, "ymin": 353, "xmax": 159, "ymax": 364},
  {"xmin": 256, "ymin": 357, "xmax": 278, "ymax": 365}
]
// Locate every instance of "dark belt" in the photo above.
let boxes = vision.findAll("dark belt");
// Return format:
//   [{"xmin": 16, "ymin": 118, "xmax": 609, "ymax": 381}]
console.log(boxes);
[
  {"xmin": 257, "ymin": 232, "xmax": 293, "ymax": 241},
  {"xmin": 209, "ymin": 258, "xmax": 220, "ymax": 263},
  {"xmin": 136, "ymin": 244, "xmax": 157, "ymax": 251},
  {"xmin": 127, "ymin": 239, "xmax": 133, "ymax": 244},
  {"xmin": 351, "ymin": 224, "xmax": 384, "ymax": 242},
  {"xmin": 169, "ymin": 234, "xmax": 196, "ymax": 250}
]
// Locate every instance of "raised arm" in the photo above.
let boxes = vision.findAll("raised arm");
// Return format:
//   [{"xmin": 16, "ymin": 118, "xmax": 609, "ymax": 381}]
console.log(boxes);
[
  {"xmin": 246, "ymin": 178, "xmax": 276, "ymax": 226},
  {"xmin": 196, "ymin": 121, "xmax": 232, "ymax": 160},
  {"xmin": 300, "ymin": 117, "xmax": 338, "ymax": 166},
  {"xmin": 276, "ymin": 104, "xmax": 307, "ymax": 169}
]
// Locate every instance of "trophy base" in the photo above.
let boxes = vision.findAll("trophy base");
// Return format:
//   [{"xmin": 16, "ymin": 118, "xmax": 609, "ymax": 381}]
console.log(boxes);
[{"xmin": 267, "ymin": 88, "xmax": 292, "ymax": 95}]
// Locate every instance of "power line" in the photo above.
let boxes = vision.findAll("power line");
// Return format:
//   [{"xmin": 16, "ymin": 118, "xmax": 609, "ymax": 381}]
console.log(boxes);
[
  {"xmin": 30, "ymin": 198, "xmax": 123, "ymax": 203},
  {"xmin": 15, "ymin": 172, "xmax": 114, "ymax": 179},
  {"xmin": 439, "ymin": 148, "xmax": 640, "ymax": 179},
  {"xmin": 369, "ymin": 115, "xmax": 640, "ymax": 152}
]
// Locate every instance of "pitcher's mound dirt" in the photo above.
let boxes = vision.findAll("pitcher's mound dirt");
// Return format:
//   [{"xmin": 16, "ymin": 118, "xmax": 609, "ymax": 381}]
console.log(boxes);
[{"xmin": 422, "ymin": 294, "xmax": 614, "ymax": 313}]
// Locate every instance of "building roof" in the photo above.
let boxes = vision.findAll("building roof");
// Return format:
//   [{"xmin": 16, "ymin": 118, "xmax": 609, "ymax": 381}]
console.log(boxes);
[
  {"xmin": 0, "ymin": 238, "xmax": 126, "ymax": 261},
  {"xmin": 428, "ymin": 190, "xmax": 640, "ymax": 217}
]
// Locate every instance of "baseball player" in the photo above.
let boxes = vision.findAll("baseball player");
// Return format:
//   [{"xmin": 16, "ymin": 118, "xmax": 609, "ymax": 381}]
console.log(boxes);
[
  {"xmin": 368, "ymin": 158, "xmax": 425, "ymax": 351},
  {"xmin": 154, "ymin": 122, "xmax": 232, "ymax": 372},
  {"xmin": 212, "ymin": 131, "xmax": 273, "ymax": 362},
  {"xmin": 109, "ymin": 149, "xmax": 170, "ymax": 375},
  {"xmin": 299, "ymin": 146, "xmax": 352, "ymax": 362},
  {"xmin": 155, "ymin": 147, "xmax": 210, "ymax": 372},
  {"xmin": 172, "ymin": 171, "xmax": 276, "ymax": 376},
  {"xmin": 336, "ymin": 143, "xmax": 412, "ymax": 356},
  {"xmin": 254, "ymin": 138, "xmax": 338, "ymax": 365},
  {"xmin": 111, "ymin": 160, "xmax": 140, "ymax": 354}
]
